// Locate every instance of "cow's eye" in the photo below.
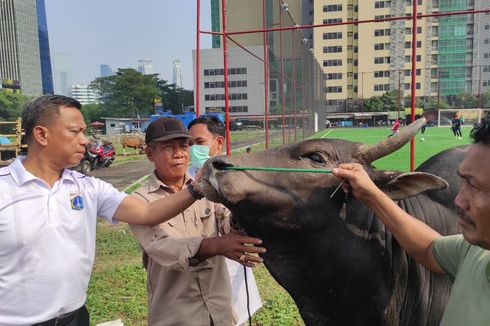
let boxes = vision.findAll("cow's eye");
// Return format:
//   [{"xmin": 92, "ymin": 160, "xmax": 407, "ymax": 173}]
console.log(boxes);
[{"xmin": 303, "ymin": 152, "xmax": 325, "ymax": 164}]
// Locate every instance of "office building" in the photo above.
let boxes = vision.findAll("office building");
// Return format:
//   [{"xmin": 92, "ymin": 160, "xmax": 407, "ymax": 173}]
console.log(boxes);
[
  {"xmin": 69, "ymin": 84, "xmax": 98, "ymax": 105},
  {"xmin": 36, "ymin": 0, "xmax": 53, "ymax": 94},
  {"xmin": 52, "ymin": 52, "xmax": 72, "ymax": 96},
  {"xmin": 0, "ymin": 0, "xmax": 44, "ymax": 95},
  {"xmin": 100, "ymin": 64, "xmax": 113, "ymax": 77},
  {"xmin": 313, "ymin": 0, "xmax": 490, "ymax": 111},
  {"xmin": 205, "ymin": 0, "xmax": 324, "ymax": 119},
  {"xmin": 193, "ymin": 47, "xmax": 264, "ymax": 116},
  {"xmin": 173, "ymin": 59, "xmax": 183, "ymax": 87},
  {"xmin": 137, "ymin": 59, "xmax": 153, "ymax": 75}
]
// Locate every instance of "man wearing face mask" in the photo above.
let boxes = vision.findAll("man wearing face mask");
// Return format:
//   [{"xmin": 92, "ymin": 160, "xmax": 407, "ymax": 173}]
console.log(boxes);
[
  {"xmin": 188, "ymin": 116, "xmax": 224, "ymax": 177},
  {"xmin": 129, "ymin": 117, "xmax": 266, "ymax": 325},
  {"xmin": 188, "ymin": 116, "xmax": 263, "ymax": 326}
]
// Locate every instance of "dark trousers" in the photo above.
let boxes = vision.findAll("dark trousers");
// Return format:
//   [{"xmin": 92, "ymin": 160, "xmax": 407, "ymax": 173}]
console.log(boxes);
[{"xmin": 32, "ymin": 305, "xmax": 89, "ymax": 326}]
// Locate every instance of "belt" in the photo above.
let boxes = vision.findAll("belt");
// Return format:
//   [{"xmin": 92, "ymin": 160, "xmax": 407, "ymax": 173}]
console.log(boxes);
[{"xmin": 32, "ymin": 306, "xmax": 81, "ymax": 326}]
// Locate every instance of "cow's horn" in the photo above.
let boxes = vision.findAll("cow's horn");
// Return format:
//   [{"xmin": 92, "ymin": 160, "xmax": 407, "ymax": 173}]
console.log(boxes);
[{"xmin": 358, "ymin": 117, "xmax": 426, "ymax": 163}]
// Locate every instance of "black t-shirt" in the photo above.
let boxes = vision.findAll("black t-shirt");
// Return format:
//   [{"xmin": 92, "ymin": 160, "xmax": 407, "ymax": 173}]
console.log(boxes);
[{"xmin": 452, "ymin": 118, "xmax": 461, "ymax": 128}]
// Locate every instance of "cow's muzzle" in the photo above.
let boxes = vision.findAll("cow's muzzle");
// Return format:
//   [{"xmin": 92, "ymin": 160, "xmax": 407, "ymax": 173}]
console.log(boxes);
[{"xmin": 210, "ymin": 155, "xmax": 234, "ymax": 171}]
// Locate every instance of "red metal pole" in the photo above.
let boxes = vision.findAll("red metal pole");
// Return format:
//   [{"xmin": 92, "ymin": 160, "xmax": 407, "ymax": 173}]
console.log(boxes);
[
  {"xmin": 195, "ymin": 0, "xmax": 201, "ymax": 117},
  {"xmin": 221, "ymin": 0, "xmax": 231, "ymax": 155},
  {"xmin": 301, "ymin": 44, "xmax": 305, "ymax": 140},
  {"xmin": 410, "ymin": 1, "xmax": 418, "ymax": 171},
  {"xmin": 200, "ymin": 9, "xmax": 490, "ymax": 37},
  {"xmin": 263, "ymin": 0, "xmax": 269, "ymax": 149},
  {"xmin": 279, "ymin": 1, "xmax": 285, "ymax": 144},
  {"xmin": 292, "ymin": 31, "xmax": 297, "ymax": 142}
]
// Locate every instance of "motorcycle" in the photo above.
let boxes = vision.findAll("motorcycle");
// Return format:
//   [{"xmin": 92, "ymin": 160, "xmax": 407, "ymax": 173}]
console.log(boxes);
[
  {"xmin": 76, "ymin": 139, "xmax": 115, "ymax": 175},
  {"xmin": 90, "ymin": 140, "xmax": 115, "ymax": 167}
]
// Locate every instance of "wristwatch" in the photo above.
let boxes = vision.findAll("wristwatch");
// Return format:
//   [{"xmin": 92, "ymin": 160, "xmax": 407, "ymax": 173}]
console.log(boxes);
[{"xmin": 187, "ymin": 182, "xmax": 204, "ymax": 200}]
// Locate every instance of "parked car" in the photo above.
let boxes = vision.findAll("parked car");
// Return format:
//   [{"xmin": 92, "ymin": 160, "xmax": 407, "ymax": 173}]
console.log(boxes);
[{"xmin": 230, "ymin": 120, "xmax": 243, "ymax": 131}]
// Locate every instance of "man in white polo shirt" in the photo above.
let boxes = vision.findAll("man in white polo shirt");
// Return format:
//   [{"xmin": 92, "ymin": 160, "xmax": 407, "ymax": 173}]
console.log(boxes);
[{"xmin": 0, "ymin": 95, "xmax": 204, "ymax": 326}]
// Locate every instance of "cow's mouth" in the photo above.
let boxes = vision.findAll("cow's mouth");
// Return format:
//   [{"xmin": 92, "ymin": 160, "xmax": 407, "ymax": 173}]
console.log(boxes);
[{"xmin": 200, "ymin": 159, "xmax": 235, "ymax": 205}]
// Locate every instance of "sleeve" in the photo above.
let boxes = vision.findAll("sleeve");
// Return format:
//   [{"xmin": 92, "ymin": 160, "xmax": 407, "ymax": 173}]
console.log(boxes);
[
  {"xmin": 93, "ymin": 177, "xmax": 127, "ymax": 224},
  {"xmin": 432, "ymin": 235, "xmax": 471, "ymax": 282},
  {"xmin": 129, "ymin": 192, "xmax": 214, "ymax": 272}
]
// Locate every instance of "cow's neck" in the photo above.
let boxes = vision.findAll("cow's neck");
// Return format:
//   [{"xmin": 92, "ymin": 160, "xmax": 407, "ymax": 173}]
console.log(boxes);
[{"xmin": 234, "ymin": 196, "xmax": 394, "ymax": 325}]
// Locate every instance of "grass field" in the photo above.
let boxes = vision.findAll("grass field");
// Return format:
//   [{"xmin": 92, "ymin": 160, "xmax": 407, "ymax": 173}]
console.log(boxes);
[
  {"xmin": 88, "ymin": 126, "xmax": 472, "ymax": 325},
  {"xmin": 314, "ymin": 125, "xmax": 472, "ymax": 171}
]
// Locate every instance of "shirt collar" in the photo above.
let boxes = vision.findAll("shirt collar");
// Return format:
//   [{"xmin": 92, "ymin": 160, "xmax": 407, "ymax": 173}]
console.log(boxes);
[
  {"xmin": 147, "ymin": 170, "xmax": 192, "ymax": 193},
  {"xmin": 9, "ymin": 156, "xmax": 77, "ymax": 186}
]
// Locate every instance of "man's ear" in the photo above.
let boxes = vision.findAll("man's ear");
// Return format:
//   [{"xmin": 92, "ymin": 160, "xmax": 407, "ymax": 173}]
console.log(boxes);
[
  {"xmin": 145, "ymin": 145, "xmax": 154, "ymax": 162},
  {"xmin": 368, "ymin": 169, "xmax": 448, "ymax": 200},
  {"xmin": 216, "ymin": 136, "xmax": 224, "ymax": 152},
  {"xmin": 32, "ymin": 125, "xmax": 49, "ymax": 146}
]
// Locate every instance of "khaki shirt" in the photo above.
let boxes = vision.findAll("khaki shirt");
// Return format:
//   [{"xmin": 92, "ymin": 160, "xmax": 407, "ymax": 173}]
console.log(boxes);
[{"xmin": 129, "ymin": 172, "xmax": 234, "ymax": 326}]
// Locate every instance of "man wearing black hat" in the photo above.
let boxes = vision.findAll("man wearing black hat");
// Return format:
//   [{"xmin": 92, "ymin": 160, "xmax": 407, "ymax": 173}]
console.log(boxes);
[{"xmin": 129, "ymin": 117, "xmax": 266, "ymax": 326}]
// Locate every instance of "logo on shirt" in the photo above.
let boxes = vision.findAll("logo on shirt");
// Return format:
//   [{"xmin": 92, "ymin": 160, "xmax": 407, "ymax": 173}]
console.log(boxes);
[{"xmin": 70, "ymin": 193, "xmax": 85, "ymax": 211}]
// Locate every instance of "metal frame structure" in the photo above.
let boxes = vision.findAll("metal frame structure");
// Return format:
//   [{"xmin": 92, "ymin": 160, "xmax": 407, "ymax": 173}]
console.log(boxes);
[{"xmin": 196, "ymin": 0, "xmax": 490, "ymax": 169}]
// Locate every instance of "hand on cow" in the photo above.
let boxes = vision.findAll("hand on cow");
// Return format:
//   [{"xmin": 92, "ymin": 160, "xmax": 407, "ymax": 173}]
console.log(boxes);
[
  {"xmin": 332, "ymin": 163, "xmax": 381, "ymax": 202},
  {"xmin": 197, "ymin": 232, "xmax": 266, "ymax": 268}
]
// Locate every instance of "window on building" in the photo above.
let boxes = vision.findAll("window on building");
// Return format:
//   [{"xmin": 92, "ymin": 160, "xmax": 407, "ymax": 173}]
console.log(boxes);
[
  {"xmin": 323, "ymin": 32, "xmax": 343, "ymax": 39},
  {"xmin": 323, "ymin": 4, "xmax": 342, "ymax": 12},
  {"xmin": 323, "ymin": 59, "xmax": 343, "ymax": 67}
]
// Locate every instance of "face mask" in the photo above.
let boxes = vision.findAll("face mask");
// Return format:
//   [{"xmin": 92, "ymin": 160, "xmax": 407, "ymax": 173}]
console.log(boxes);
[
  {"xmin": 189, "ymin": 145, "xmax": 211, "ymax": 168},
  {"xmin": 189, "ymin": 138, "xmax": 218, "ymax": 168}
]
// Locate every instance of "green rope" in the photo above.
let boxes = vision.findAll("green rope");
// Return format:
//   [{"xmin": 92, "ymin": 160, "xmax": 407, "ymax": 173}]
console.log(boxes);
[{"xmin": 221, "ymin": 166, "xmax": 332, "ymax": 173}]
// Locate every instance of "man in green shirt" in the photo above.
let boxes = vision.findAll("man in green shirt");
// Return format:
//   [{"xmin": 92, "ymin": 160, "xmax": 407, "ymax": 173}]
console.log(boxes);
[{"xmin": 333, "ymin": 115, "xmax": 490, "ymax": 326}]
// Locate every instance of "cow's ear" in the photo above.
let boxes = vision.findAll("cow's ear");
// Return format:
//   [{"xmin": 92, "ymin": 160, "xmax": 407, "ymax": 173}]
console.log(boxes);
[{"xmin": 369, "ymin": 170, "xmax": 448, "ymax": 200}]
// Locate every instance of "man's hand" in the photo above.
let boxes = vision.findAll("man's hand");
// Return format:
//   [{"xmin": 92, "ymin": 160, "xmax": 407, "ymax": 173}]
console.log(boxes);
[
  {"xmin": 332, "ymin": 163, "xmax": 381, "ymax": 201},
  {"xmin": 197, "ymin": 233, "xmax": 266, "ymax": 268}
]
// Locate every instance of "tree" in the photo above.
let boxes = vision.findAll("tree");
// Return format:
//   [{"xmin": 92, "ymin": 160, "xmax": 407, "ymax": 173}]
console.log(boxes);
[
  {"xmin": 90, "ymin": 68, "xmax": 161, "ymax": 118},
  {"xmin": 455, "ymin": 92, "xmax": 477, "ymax": 108},
  {"xmin": 158, "ymin": 81, "xmax": 194, "ymax": 114},
  {"xmin": 428, "ymin": 97, "xmax": 451, "ymax": 110},
  {"xmin": 0, "ymin": 91, "xmax": 29, "ymax": 121},
  {"xmin": 364, "ymin": 91, "xmax": 397, "ymax": 112},
  {"xmin": 480, "ymin": 89, "xmax": 490, "ymax": 108}
]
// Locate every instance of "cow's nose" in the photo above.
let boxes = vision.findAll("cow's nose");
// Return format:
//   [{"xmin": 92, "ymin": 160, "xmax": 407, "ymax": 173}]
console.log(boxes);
[{"xmin": 211, "ymin": 156, "xmax": 233, "ymax": 170}]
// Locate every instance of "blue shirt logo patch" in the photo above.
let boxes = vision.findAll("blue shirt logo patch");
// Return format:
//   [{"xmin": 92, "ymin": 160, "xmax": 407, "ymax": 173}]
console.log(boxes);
[{"xmin": 70, "ymin": 194, "xmax": 84, "ymax": 211}]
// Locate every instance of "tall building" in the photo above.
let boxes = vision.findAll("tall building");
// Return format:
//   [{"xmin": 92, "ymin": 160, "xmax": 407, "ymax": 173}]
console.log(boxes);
[
  {"xmin": 69, "ymin": 84, "xmax": 98, "ymax": 105},
  {"xmin": 36, "ymin": 0, "xmax": 53, "ymax": 94},
  {"xmin": 52, "ymin": 52, "xmax": 72, "ymax": 96},
  {"xmin": 100, "ymin": 64, "xmax": 113, "ymax": 77},
  {"xmin": 0, "ymin": 0, "xmax": 44, "ymax": 95},
  {"xmin": 173, "ymin": 59, "xmax": 183, "ymax": 87},
  {"xmin": 137, "ymin": 59, "xmax": 153, "ymax": 75},
  {"xmin": 313, "ymin": 0, "xmax": 490, "ymax": 112},
  {"xmin": 205, "ymin": 0, "xmax": 324, "ymax": 120},
  {"xmin": 194, "ymin": 47, "xmax": 264, "ymax": 116}
]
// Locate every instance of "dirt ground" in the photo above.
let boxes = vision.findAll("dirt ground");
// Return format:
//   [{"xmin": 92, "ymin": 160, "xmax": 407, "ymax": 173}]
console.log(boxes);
[
  {"xmin": 90, "ymin": 131, "xmax": 282, "ymax": 190},
  {"xmin": 90, "ymin": 160, "xmax": 153, "ymax": 190}
]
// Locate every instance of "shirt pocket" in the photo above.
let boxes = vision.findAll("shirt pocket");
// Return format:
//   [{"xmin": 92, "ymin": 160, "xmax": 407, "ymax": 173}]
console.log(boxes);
[
  {"xmin": 167, "ymin": 216, "xmax": 181, "ymax": 228},
  {"xmin": 199, "ymin": 205, "xmax": 217, "ymax": 237}
]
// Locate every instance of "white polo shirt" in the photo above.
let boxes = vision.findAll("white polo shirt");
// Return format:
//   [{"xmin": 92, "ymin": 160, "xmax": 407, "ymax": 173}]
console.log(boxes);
[{"xmin": 0, "ymin": 157, "xmax": 127, "ymax": 326}]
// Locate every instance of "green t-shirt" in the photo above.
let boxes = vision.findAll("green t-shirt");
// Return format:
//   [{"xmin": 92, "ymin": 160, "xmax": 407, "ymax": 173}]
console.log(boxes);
[{"xmin": 433, "ymin": 235, "xmax": 490, "ymax": 326}]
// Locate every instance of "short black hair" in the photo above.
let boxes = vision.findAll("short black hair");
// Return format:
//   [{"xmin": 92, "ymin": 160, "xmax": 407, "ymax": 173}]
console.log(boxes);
[
  {"xmin": 22, "ymin": 95, "xmax": 82, "ymax": 143},
  {"xmin": 470, "ymin": 113, "xmax": 490, "ymax": 145},
  {"xmin": 188, "ymin": 115, "xmax": 225, "ymax": 137}
]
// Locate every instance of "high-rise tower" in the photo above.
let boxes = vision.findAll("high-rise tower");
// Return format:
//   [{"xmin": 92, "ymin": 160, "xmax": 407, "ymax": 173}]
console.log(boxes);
[
  {"xmin": 0, "ymin": 0, "xmax": 44, "ymax": 95},
  {"xmin": 173, "ymin": 59, "xmax": 183, "ymax": 87}
]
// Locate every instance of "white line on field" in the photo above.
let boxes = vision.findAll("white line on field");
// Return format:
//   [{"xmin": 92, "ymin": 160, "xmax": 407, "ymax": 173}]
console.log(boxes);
[{"xmin": 320, "ymin": 129, "xmax": 335, "ymax": 138}]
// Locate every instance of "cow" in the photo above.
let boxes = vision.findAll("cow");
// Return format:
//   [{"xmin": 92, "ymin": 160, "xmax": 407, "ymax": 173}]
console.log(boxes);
[
  {"xmin": 200, "ymin": 118, "xmax": 465, "ymax": 326},
  {"xmin": 121, "ymin": 135, "xmax": 145, "ymax": 155}
]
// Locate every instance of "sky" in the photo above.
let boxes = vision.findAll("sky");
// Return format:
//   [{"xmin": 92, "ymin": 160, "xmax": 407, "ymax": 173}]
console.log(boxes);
[{"xmin": 44, "ymin": 0, "xmax": 213, "ymax": 90}]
